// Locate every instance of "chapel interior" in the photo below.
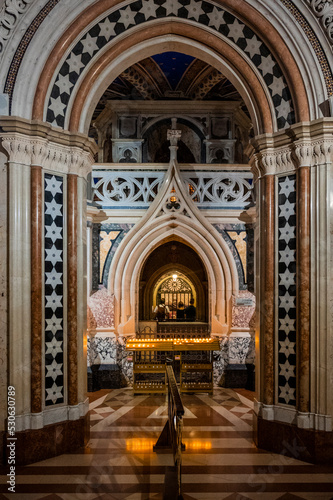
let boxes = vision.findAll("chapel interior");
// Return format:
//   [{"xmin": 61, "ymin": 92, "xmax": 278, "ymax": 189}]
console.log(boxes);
[{"xmin": 0, "ymin": 0, "xmax": 333, "ymax": 497}]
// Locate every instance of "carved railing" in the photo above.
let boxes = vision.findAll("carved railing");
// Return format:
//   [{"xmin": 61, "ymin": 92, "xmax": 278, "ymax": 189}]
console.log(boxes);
[
  {"xmin": 92, "ymin": 170, "xmax": 164, "ymax": 207},
  {"xmin": 154, "ymin": 364, "xmax": 185, "ymax": 499},
  {"xmin": 92, "ymin": 169, "xmax": 253, "ymax": 209},
  {"xmin": 182, "ymin": 171, "xmax": 253, "ymax": 207}
]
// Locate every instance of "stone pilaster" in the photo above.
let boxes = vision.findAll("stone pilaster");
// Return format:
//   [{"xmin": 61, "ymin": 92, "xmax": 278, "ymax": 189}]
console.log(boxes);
[
  {"xmin": 2, "ymin": 136, "xmax": 32, "ymax": 425},
  {"xmin": 0, "ymin": 117, "xmax": 97, "ymax": 464}
]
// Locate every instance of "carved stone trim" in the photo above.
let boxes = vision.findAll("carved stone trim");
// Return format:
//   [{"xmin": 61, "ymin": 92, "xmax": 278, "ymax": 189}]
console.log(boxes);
[
  {"xmin": 312, "ymin": 139, "xmax": 333, "ymax": 164},
  {"xmin": 0, "ymin": 133, "xmax": 95, "ymax": 177},
  {"xmin": 305, "ymin": 0, "xmax": 333, "ymax": 44},
  {"xmin": 0, "ymin": 0, "xmax": 34, "ymax": 53},
  {"xmin": 294, "ymin": 142, "xmax": 313, "ymax": 167}
]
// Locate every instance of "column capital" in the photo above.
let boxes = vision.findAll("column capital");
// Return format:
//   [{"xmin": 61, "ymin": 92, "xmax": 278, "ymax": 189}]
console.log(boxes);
[
  {"xmin": 312, "ymin": 139, "xmax": 333, "ymax": 165},
  {"xmin": 1, "ymin": 134, "xmax": 32, "ymax": 165},
  {"xmin": 0, "ymin": 117, "xmax": 97, "ymax": 176},
  {"xmin": 250, "ymin": 148, "xmax": 295, "ymax": 176},
  {"xmin": 293, "ymin": 141, "xmax": 313, "ymax": 167}
]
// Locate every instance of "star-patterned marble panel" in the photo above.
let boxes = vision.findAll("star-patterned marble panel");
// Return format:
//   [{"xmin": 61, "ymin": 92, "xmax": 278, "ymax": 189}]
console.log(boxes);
[
  {"xmin": 277, "ymin": 174, "xmax": 296, "ymax": 406},
  {"xmin": 44, "ymin": 173, "xmax": 64, "ymax": 406},
  {"xmin": 46, "ymin": 0, "xmax": 295, "ymax": 130}
]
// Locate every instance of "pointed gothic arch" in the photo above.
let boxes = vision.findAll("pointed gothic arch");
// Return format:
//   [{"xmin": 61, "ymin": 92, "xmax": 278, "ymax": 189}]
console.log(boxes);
[{"xmin": 108, "ymin": 151, "xmax": 239, "ymax": 336}]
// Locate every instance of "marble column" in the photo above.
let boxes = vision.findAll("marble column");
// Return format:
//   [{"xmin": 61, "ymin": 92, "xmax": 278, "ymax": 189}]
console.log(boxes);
[
  {"xmin": 262, "ymin": 173, "xmax": 275, "ymax": 406},
  {"xmin": 67, "ymin": 174, "xmax": 78, "ymax": 406},
  {"xmin": 8, "ymin": 155, "xmax": 31, "ymax": 421},
  {"xmin": 77, "ymin": 175, "xmax": 88, "ymax": 404},
  {"xmin": 30, "ymin": 165, "xmax": 43, "ymax": 413},
  {"xmin": 297, "ymin": 165, "xmax": 310, "ymax": 414}
]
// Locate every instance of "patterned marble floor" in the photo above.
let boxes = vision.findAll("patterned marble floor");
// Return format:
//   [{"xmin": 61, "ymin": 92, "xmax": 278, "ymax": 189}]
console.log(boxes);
[{"xmin": 1, "ymin": 387, "xmax": 333, "ymax": 499}]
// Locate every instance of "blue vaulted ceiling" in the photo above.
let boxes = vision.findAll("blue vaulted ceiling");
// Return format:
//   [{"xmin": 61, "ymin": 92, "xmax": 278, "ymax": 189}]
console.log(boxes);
[{"xmin": 151, "ymin": 52, "xmax": 195, "ymax": 90}]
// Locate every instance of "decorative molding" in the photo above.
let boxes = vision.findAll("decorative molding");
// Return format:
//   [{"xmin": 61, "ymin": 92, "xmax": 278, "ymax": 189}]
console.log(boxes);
[
  {"xmin": 3, "ymin": 0, "xmax": 60, "ymax": 113},
  {"xmin": 255, "ymin": 401, "xmax": 332, "ymax": 430},
  {"xmin": 14, "ymin": 399, "xmax": 89, "ymax": 432},
  {"xmin": 0, "ymin": 0, "xmax": 34, "ymax": 53},
  {"xmin": 305, "ymin": 0, "xmax": 333, "ymax": 44},
  {"xmin": 281, "ymin": 0, "xmax": 333, "ymax": 95},
  {"xmin": 0, "ymin": 133, "xmax": 95, "ymax": 176},
  {"xmin": 45, "ymin": 0, "xmax": 295, "ymax": 130},
  {"xmin": 312, "ymin": 139, "xmax": 333, "ymax": 164},
  {"xmin": 250, "ymin": 124, "xmax": 333, "ymax": 175},
  {"xmin": 294, "ymin": 142, "xmax": 313, "ymax": 167}
]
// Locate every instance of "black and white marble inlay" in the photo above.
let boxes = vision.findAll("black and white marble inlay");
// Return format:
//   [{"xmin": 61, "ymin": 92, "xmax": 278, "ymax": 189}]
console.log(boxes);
[
  {"xmin": 88, "ymin": 336, "xmax": 133, "ymax": 385},
  {"xmin": 277, "ymin": 175, "xmax": 296, "ymax": 406},
  {"xmin": 46, "ymin": 0, "xmax": 294, "ymax": 130},
  {"xmin": 44, "ymin": 174, "xmax": 64, "ymax": 406}
]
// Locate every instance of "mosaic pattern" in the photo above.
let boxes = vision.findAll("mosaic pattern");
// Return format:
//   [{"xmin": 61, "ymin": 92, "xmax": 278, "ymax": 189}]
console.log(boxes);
[
  {"xmin": 213, "ymin": 224, "xmax": 248, "ymax": 290},
  {"xmin": 212, "ymin": 336, "xmax": 229, "ymax": 385},
  {"xmin": 4, "ymin": 0, "xmax": 60, "ymax": 110},
  {"xmin": 281, "ymin": 0, "xmax": 333, "ymax": 95},
  {"xmin": 277, "ymin": 174, "xmax": 297, "ymax": 406},
  {"xmin": 99, "ymin": 230, "xmax": 121, "ymax": 282},
  {"xmin": 101, "ymin": 223, "xmax": 134, "ymax": 287},
  {"xmin": 44, "ymin": 173, "xmax": 64, "ymax": 406},
  {"xmin": 46, "ymin": 0, "xmax": 295, "ymax": 130},
  {"xmin": 226, "ymin": 231, "xmax": 247, "ymax": 281}
]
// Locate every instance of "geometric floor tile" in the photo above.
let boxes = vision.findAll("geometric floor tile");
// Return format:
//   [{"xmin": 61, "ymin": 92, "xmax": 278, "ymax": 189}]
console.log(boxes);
[{"xmin": 1, "ymin": 387, "xmax": 333, "ymax": 499}]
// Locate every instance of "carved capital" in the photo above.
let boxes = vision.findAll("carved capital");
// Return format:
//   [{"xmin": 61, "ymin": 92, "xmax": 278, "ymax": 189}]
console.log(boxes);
[
  {"xmin": 294, "ymin": 142, "xmax": 313, "ymax": 167},
  {"xmin": 167, "ymin": 129, "xmax": 182, "ymax": 147},
  {"xmin": 312, "ymin": 140, "xmax": 333, "ymax": 165},
  {"xmin": 30, "ymin": 138, "xmax": 49, "ymax": 166},
  {"xmin": 0, "ymin": 132, "xmax": 94, "ymax": 176},
  {"xmin": 275, "ymin": 148, "xmax": 294, "ymax": 173},
  {"xmin": 258, "ymin": 152, "xmax": 277, "ymax": 176},
  {"xmin": 44, "ymin": 144, "xmax": 69, "ymax": 173},
  {"xmin": 1, "ymin": 135, "xmax": 31, "ymax": 164}
]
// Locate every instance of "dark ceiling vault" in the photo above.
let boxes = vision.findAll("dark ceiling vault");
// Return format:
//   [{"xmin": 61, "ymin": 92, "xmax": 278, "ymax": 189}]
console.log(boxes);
[{"xmin": 90, "ymin": 51, "xmax": 248, "ymax": 131}]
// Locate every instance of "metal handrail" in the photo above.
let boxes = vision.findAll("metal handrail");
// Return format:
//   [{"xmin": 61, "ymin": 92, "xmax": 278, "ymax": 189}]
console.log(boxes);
[{"xmin": 154, "ymin": 363, "xmax": 185, "ymax": 499}]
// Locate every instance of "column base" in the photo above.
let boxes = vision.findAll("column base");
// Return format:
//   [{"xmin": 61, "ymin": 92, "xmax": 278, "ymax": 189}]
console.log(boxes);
[
  {"xmin": 219, "ymin": 363, "xmax": 254, "ymax": 389},
  {"xmin": 254, "ymin": 413, "xmax": 333, "ymax": 464},
  {"xmin": 2, "ymin": 414, "xmax": 89, "ymax": 466}
]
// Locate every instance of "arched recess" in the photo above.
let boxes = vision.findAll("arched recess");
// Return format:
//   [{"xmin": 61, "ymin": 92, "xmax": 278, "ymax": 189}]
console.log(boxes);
[
  {"xmin": 28, "ymin": 0, "xmax": 315, "ymax": 134},
  {"xmin": 60, "ymin": 29, "xmax": 274, "ymax": 135},
  {"xmin": 139, "ymin": 246, "xmax": 208, "ymax": 321},
  {"xmin": 107, "ymin": 153, "xmax": 240, "ymax": 337}
]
